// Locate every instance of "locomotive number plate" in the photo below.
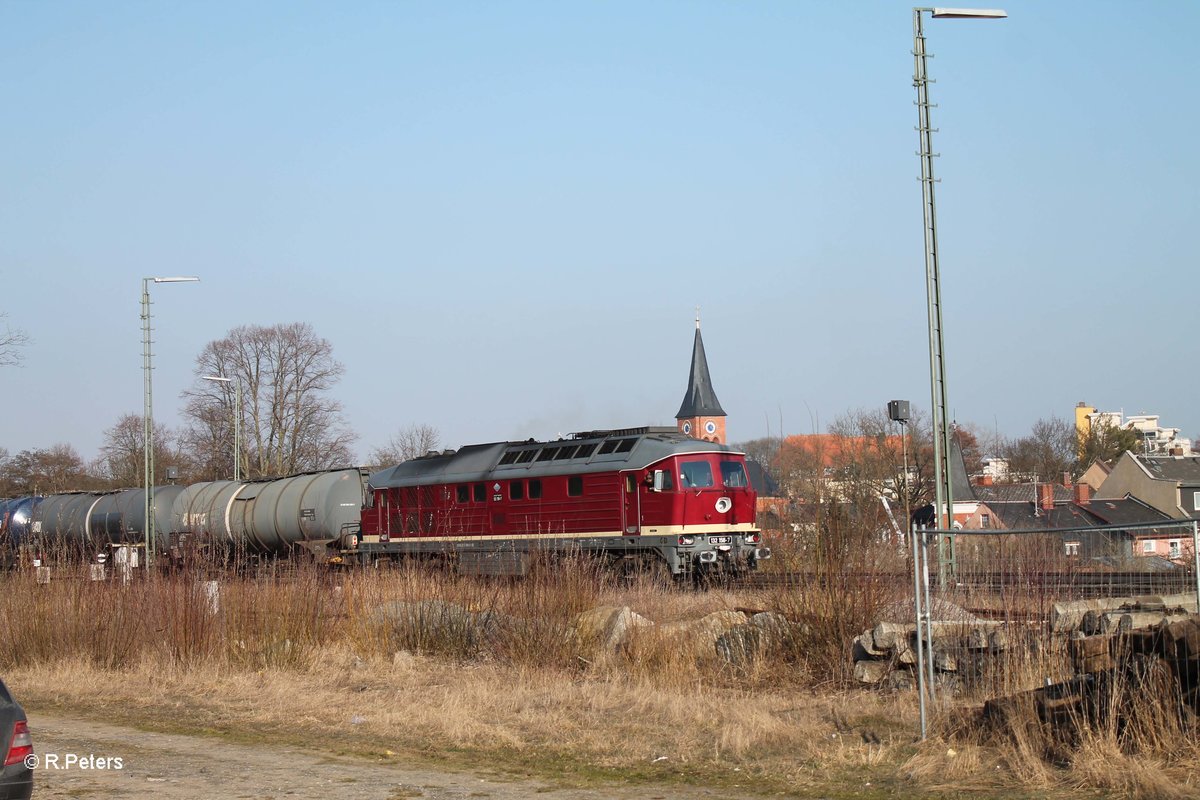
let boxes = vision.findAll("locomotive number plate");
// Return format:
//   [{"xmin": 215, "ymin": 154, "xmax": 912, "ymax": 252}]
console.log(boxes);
[{"xmin": 708, "ymin": 536, "xmax": 731, "ymax": 545}]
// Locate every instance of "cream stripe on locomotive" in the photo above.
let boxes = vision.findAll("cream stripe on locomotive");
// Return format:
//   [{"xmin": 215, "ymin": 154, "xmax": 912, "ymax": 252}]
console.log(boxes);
[{"xmin": 362, "ymin": 522, "xmax": 759, "ymax": 546}]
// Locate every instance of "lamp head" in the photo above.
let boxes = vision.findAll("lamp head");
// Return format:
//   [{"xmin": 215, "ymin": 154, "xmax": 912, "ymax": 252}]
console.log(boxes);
[{"xmin": 930, "ymin": 8, "xmax": 1007, "ymax": 18}]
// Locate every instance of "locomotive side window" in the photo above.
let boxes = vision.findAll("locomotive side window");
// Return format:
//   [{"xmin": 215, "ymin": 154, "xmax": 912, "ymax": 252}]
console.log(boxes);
[
  {"xmin": 473, "ymin": 483, "xmax": 486, "ymax": 502},
  {"xmin": 535, "ymin": 447, "xmax": 559, "ymax": 462},
  {"xmin": 515, "ymin": 450, "xmax": 536, "ymax": 464},
  {"xmin": 456, "ymin": 485, "xmax": 469, "ymax": 503},
  {"xmin": 568, "ymin": 476, "xmax": 584, "ymax": 496},
  {"xmin": 614, "ymin": 438, "xmax": 636, "ymax": 453},
  {"xmin": 720, "ymin": 461, "xmax": 749, "ymax": 488},
  {"xmin": 598, "ymin": 440, "xmax": 619, "ymax": 455},
  {"xmin": 553, "ymin": 445, "xmax": 579, "ymax": 460},
  {"xmin": 498, "ymin": 451, "xmax": 520, "ymax": 466},
  {"xmin": 679, "ymin": 460, "xmax": 715, "ymax": 488},
  {"xmin": 575, "ymin": 443, "xmax": 598, "ymax": 458},
  {"xmin": 509, "ymin": 481, "xmax": 525, "ymax": 500},
  {"xmin": 528, "ymin": 479, "xmax": 543, "ymax": 499}
]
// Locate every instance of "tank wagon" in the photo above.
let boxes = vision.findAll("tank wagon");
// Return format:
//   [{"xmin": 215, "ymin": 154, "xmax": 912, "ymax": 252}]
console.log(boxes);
[
  {"xmin": 2, "ymin": 468, "xmax": 367, "ymax": 560},
  {"xmin": 351, "ymin": 426, "xmax": 770, "ymax": 577}
]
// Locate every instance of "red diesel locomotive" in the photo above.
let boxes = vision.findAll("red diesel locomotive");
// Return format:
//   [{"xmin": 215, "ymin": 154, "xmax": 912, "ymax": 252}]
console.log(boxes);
[{"xmin": 352, "ymin": 426, "xmax": 769, "ymax": 577}]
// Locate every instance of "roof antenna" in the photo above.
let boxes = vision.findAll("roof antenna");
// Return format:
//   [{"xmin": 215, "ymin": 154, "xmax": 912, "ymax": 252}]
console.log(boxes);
[{"xmin": 695, "ymin": 305, "xmax": 701, "ymax": 330}]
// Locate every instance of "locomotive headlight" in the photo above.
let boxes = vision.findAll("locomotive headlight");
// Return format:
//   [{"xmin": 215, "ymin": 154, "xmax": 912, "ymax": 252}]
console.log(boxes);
[
  {"xmin": 745, "ymin": 532, "xmax": 760, "ymax": 545},
  {"xmin": 678, "ymin": 535, "xmax": 695, "ymax": 546},
  {"xmin": 715, "ymin": 497, "xmax": 732, "ymax": 513}
]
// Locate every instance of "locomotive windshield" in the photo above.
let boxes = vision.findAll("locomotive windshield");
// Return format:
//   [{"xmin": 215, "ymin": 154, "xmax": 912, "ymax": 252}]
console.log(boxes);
[
  {"xmin": 678, "ymin": 458, "xmax": 749, "ymax": 490},
  {"xmin": 720, "ymin": 461, "xmax": 748, "ymax": 488},
  {"xmin": 679, "ymin": 460, "xmax": 714, "ymax": 488}
]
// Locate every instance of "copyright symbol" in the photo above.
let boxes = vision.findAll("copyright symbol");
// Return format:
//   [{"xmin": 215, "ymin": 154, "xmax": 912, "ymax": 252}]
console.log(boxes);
[{"xmin": 23, "ymin": 754, "xmax": 37, "ymax": 770}]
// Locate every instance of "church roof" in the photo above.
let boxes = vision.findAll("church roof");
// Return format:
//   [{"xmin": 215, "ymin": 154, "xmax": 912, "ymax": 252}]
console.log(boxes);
[{"xmin": 675, "ymin": 324, "xmax": 726, "ymax": 419}]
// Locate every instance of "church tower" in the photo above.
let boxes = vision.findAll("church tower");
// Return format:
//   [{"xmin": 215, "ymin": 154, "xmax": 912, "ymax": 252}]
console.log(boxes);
[{"xmin": 675, "ymin": 313, "xmax": 727, "ymax": 443}]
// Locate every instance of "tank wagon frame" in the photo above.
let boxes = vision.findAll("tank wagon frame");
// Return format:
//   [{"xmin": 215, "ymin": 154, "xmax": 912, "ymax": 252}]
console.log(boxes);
[{"xmin": 347, "ymin": 427, "xmax": 770, "ymax": 577}]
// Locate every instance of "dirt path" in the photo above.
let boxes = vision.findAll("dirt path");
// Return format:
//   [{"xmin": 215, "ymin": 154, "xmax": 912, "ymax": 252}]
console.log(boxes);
[{"xmin": 29, "ymin": 712, "xmax": 765, "ymax": 800}]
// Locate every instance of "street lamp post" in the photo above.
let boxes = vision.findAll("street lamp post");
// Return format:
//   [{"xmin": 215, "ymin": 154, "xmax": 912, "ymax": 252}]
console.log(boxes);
[
  {"xmin": 142, "ymin": 276, "xmax": 199, "ymax": 570},
  {"xmin": 202, "ymin": 375, "xmax": 241, "ymax": 482},
  {"xmin": 912, "ymin": 7, "xmax": 1005, "ymax": 569}
]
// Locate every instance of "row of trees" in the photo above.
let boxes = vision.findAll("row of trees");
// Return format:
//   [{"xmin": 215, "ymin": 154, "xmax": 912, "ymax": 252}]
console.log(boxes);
[
  {"xmin": 736, "ymin": 406, "xmax": 1159, "ymax": 514},
  {"xmin": 0, "ymin": 322, "xmax": 439, "ymax": 497}
]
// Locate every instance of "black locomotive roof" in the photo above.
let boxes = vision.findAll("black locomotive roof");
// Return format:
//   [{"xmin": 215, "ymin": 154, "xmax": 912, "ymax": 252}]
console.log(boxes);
[{"xmin": 368, "ymin": 426, "xmax": 743, "ymax": 490}]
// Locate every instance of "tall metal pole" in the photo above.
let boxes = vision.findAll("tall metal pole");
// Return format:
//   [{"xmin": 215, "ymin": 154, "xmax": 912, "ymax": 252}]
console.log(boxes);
[
  {"xmin": 234, "ymin": 380, "xmax": 241, "ymax": 482},
  {"xmin": 141, "ymin": 279, "xmax": 154, "ymax": 569},
  {"xmin": 913, "ymin": 8, "xmax": 954, "ymax": 540},
  {"xmin": 142, "ymin": 276, "xmax": 199, "ymax": 569}
]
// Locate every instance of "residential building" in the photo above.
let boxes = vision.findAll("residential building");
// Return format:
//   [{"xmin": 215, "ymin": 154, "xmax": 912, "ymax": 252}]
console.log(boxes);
[
  {"xmin": 964, "ymin": 478, "xmax": 1182, "ymax": 562},
  {"xmin": 1096, "ymin": 452, "xmax": 1200, "ymax": 520},
  {"xmin": 1075, "ymin": 401, "xmax": 1192, "ymax": 456},
  {"xmin": 1077, "ymin": 460, "xmax": 1112, "ymax": 493}
]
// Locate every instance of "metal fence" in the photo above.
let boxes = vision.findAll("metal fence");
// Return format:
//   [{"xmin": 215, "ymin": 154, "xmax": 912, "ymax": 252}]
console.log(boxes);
[{"xmin": 910, "ymin": 519, "xmax": 1200, "ymax": 738}]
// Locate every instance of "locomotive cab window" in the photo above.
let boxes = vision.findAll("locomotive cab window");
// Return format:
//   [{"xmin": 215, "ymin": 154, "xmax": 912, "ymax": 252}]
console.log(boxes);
[
  {"xmin": 568, "ymin": 476, "xmax": 584, "ymax": 496},
  {"xmin": 679, "ymin": 460, "xmax": 715, "ymax": 489},
  {"xmin": 528, "ymin": 479, "xmax": 543, "ymax": 499},
  {"xmin": 473, "ymin": 483, "xmax": 486, "ymax": 502},
  {"xmin": 456, "ymin": 485, "xmax": 470, "ymax": 503},
  {"xmin": 509, "ymin": 481, "xmax": 525, "ymax": 500},
  {"xmin": 720, "ymin": 461, "xmax": 748, "ymax": 488}
]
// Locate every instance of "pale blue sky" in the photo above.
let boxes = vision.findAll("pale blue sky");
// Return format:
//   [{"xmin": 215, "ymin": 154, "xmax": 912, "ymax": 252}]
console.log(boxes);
[{"xmin": 1, "ymin": 1, "xmax": 1196, "ymax": 462}]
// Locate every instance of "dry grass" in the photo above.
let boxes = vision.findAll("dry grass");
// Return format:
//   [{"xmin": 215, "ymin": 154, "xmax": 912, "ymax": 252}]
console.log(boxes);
[{"xmin": 1, "ymin": 555, "xmax": 1197, "ymax": 797}]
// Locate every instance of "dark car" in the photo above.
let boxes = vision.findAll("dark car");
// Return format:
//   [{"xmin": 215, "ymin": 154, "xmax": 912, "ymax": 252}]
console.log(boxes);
[{"xmin": 0, "ymin": 681, "xmax": 32, "ymax": 800}]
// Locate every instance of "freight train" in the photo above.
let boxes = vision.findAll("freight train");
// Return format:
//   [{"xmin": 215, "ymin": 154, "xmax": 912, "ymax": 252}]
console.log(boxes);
[{"xmin": 0, "ymin": 426, "xmax": 769, "ymax": 577}]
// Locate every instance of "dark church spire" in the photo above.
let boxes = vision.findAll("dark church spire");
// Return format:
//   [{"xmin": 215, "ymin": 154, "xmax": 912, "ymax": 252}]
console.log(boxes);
[{"xmin": 675, "ymin": 316, "xmax": 726, "ymax": 419}]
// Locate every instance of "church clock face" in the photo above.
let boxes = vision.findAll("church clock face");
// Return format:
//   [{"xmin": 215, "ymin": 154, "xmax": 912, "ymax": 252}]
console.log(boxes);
[
  {"xmin": 681, "ymin": 422, "xmax": 692, "ymax": 435},
  {"xmin": 704, "ymin": 420, "xmax": 717, "ymax": 435}
]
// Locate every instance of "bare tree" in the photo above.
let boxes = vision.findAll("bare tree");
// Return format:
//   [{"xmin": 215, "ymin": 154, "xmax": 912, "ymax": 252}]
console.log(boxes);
[
  {"xmin": 181, "ymin": 323, "xmax": 356, "ymax": 479},
  {"xmin": 368, "ymin": 424, "xmax": 441, "ymax": 469},
  {"xmin": 0, "ymin": 444, "xmax": 98, "ymax": 495},
  {"xmin": 0, "ymin": 313, "xmax": 29, "ymax": 367},
  {"xmin": 1002, "ymin": 416, "xmax": 1077, "ymax": 482},
  {"xmin": 95, "ymin": 413, "xmax": 189, "ymax": 488}
]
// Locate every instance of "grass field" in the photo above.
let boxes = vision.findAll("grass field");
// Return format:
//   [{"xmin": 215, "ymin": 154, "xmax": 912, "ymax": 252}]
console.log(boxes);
[{"xmin": 2, "ymin": 556, "xmax": 1196, "ymax": 799}]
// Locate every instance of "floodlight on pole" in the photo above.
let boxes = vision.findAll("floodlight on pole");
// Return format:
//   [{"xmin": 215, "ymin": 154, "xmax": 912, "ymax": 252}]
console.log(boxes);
[
  {"xmin": 142, "ymin": 275, "xmax": 199, "ymax": 570},
  {"xmin": 202, "ymin": 375, "xmax": 241, "ymax": 482}
]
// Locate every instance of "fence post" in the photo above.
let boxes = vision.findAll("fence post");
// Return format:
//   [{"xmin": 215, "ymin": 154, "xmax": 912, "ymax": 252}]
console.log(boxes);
[
  {"xmin": 921, "ymin": 530, "xmax": 937, "ymax": 702},
  {"xmin": 912, "ymin": 523, "xmax": 927, "ymax": 740},
  {"xmin": 1192, "ymin": 520, "xmax": 1199, "ymax": 615}
]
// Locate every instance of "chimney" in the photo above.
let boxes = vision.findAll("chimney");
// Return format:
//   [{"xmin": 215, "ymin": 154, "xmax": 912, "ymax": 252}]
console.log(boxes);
[
  {"xmin": 1038, "ymin": 483, "xmax": 1055, "ymax": 512},
  {"xmin": 978, "ymin": 474, "xmax": 994, "ymax": 487},
  {"xmin": 1062, "ymin": 472, "xmax": 1072, "ymax": 488},
  {"xmin": 1074, "ymin": 483, "xmax": 1091, "ymax": 505}
]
